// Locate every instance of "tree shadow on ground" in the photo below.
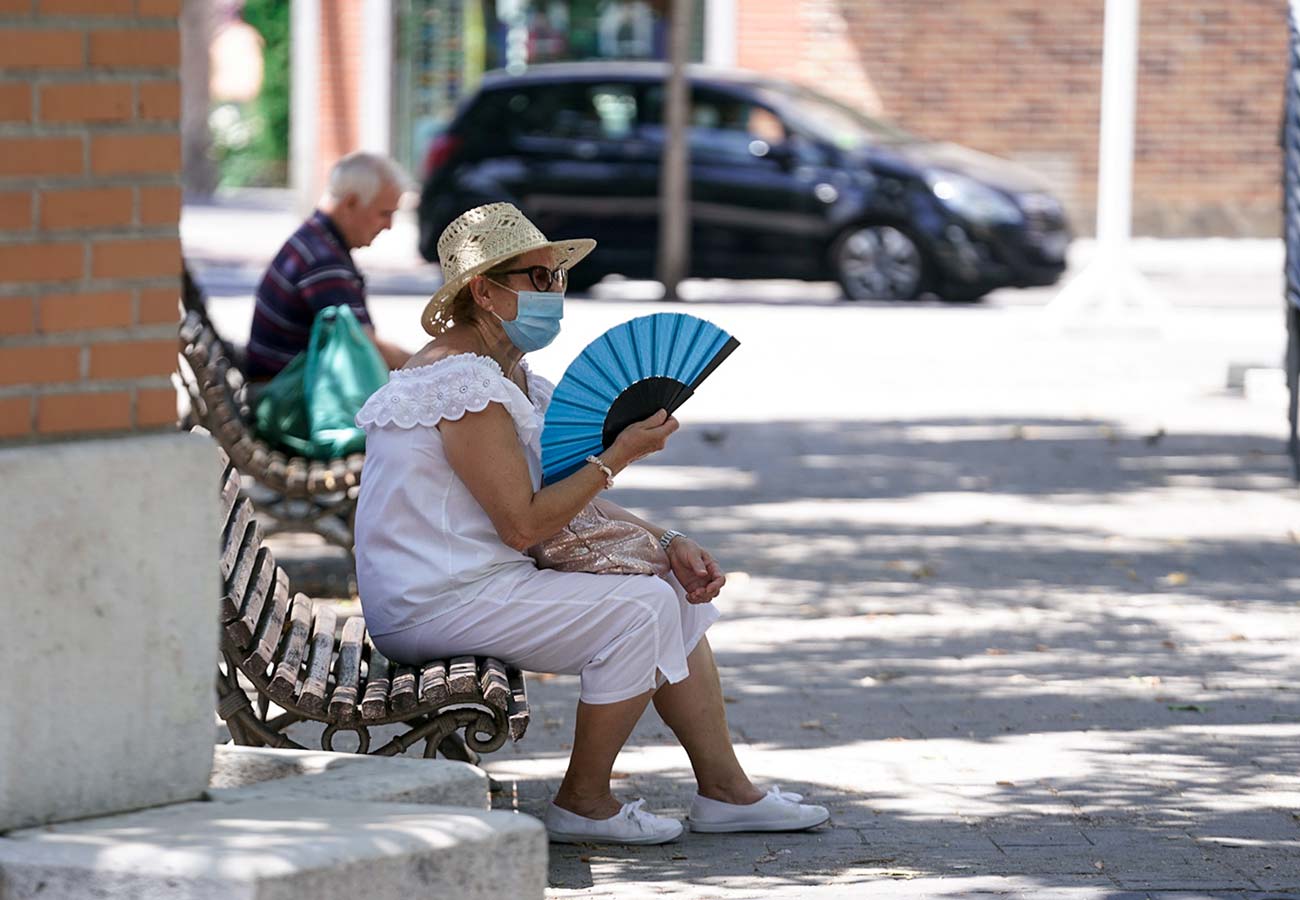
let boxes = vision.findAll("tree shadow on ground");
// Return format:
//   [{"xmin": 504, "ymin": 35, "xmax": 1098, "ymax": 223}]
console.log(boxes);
[{"xmin": 483, "ymin": 416, "xmax": 1299, "ymax": 893}]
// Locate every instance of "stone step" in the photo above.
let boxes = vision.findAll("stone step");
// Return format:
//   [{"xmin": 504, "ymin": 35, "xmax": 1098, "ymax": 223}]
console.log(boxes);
[
  {"xmin": 0, "ymin": 798, "xmax": 545, "ymax": 900},
  {"xmin": 208, "ymin": 745, "xmax": 490, "ymax": 810}
]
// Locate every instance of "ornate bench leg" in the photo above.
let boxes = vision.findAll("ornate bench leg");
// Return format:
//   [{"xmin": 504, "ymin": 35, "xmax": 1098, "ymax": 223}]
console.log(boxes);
[{"xmin": 432, "ymin": 731, "xmax": 480, "ymax": 767}]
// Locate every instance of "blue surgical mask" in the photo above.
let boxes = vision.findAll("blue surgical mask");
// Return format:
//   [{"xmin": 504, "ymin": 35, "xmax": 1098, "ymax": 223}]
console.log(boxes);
[{"xmin": 489, "ymin": 283, "xmax": 564, "ymax": 352}]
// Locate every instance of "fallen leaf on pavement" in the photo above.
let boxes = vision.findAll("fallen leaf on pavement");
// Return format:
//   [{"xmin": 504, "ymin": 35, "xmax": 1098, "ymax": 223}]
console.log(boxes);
[
  {"xmin": 996, "ymin": 780, "xmax": 1015, "ymax": 786},
  {"xmin": 882, "ymin": 869, "xmax": 919, "ymax": 880},
  {"xmin": 985, "ymin": 648, "xmax": 1008, "ymax": 656},
  {"xmin": 1161, "ymin": 640, "xmax": 1178, "ymax": 649},
  {"xmin": 1163, "ymin": 571, "xmax": 1189, "ymax": 586}
]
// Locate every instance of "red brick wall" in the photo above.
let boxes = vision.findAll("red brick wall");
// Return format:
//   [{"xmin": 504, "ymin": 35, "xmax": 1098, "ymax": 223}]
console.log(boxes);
[
  {"xmin": 317, "ymin": 0, "xmax": 364, "ymax": 193},
  {"xmin": 737, "ymin": 0, "xmax": 1286, "ymax": 237},
  {"xmin": 0, "ymin": 0, "xmax": 182, "ymax": 442}
]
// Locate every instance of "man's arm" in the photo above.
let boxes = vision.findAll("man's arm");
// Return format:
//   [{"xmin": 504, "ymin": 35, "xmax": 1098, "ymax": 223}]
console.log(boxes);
[{"xmin": 363, "ymin": 326, "xmax": 410, "ymax": 369}]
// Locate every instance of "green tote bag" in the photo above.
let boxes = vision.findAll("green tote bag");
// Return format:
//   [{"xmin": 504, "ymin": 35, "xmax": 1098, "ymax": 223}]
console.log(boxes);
[{"xmin": 254, "ymin": 305, "xmax": 389, "ymax": 460}]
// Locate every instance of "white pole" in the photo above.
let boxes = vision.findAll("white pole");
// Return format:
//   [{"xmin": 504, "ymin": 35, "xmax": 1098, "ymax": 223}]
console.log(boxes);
[
  {"xmin": 1095, "ymin": 0, "xmax": 1138, "ymax": 259},
  {"xmin": 360, "ymin": 0, "xmax": 394, "ymax": 156},
  {"xmin": 1045, "ymin": 0, "xmax": 1167, "ymax": 326},
  {"xmin": 705, "ymin": 0, "xmax": 736, "ymax": 68},
  {"xmin": 290, "ymin": 0, "xmax": 321, "ymax": 214}
]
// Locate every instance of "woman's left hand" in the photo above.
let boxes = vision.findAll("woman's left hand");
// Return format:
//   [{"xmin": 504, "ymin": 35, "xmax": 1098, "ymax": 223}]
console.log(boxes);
[{"xmin": 667, "ymin": 537, "xmax": 726, "ymax": 604}]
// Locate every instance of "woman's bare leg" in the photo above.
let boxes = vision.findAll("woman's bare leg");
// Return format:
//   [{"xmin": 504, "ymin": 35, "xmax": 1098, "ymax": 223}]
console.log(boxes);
[
  {"xmin": 652, "ymin": 636, "xmax": 764, "ymax": 805},
  {"xmin": 552, "ymin": 689, "xmax": 655, "ymax": 819}
]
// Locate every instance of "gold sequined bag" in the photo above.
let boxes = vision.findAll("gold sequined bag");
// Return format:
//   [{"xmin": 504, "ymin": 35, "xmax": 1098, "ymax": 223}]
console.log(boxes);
[{"xmin": 528, "ymin": 503, "xmax": 670, "ymax": 577}]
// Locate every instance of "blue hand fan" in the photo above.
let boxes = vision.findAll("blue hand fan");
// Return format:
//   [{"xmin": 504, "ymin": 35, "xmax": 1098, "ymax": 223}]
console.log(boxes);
[{"xmin": 541, "ymin": 313, "xmax": 740, "ymax": 484}]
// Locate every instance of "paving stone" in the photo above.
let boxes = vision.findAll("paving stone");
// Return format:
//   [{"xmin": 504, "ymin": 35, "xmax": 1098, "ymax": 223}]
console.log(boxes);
[{"xmin": 983, "ymin": 825, "xmax": 1093, "ymax": 848}]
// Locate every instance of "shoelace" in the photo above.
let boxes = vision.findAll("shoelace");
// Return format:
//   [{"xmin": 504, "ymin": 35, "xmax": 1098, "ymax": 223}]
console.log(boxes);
[
  {"xmin": 769, "ymin": 786, "xmax": 804, "ymax": 804},
  {"xmin": 622, "ymin": 799, "xmax": 651, "ymax": 831}
]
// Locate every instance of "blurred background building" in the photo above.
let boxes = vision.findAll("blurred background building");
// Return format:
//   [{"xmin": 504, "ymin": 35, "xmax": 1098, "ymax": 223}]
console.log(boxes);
[{"xmin": 183, "ymin": 0, "xmax": 1285, "ymax": 237}]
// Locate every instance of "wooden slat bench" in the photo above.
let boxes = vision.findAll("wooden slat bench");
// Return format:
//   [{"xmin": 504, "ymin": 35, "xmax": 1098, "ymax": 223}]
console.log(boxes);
[
  {"xmin": 211, "ymin": 445, "xmax": 530, "ymax": 763},
  {"xmin": 179, "ymin": 308, "xmax": 364, "ymax": 553}
]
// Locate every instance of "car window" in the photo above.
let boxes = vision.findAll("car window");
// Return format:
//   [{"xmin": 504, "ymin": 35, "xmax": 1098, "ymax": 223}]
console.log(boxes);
[
  {"xmin": 757, "ymin": 83, "xmax": 912, "ymax": 150},
  {"xmin": 504, "ymin": 83, "xmax": 639, "ymax": 141},
  {"xmin": 643, "ymin": 86, "xmax": 790, "ymax": 164},
  {"xmin": 457, "ymin": 91, "xmax": 510, "ymax": 148}
]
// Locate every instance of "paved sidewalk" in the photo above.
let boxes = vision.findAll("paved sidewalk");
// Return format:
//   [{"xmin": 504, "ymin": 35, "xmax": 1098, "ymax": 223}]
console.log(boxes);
[
  {"xmin": 195, "ymin": 198, "xmax": 1300, "ymax": 898},
  {"xmin": 479, "ymin": 300, "xmax": 1300, "ymax": 898}
]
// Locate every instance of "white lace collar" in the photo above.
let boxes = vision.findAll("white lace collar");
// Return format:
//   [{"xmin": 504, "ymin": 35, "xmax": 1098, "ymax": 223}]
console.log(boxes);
[{"xmin": 356, "ymin": 352, "xmax": 552, "ymax": 450}]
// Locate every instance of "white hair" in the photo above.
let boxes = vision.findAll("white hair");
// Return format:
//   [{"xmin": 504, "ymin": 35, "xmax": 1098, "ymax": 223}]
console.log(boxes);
[{"xmin": 325, "ymin": 152, "xmax": 410, "ymax": 204}]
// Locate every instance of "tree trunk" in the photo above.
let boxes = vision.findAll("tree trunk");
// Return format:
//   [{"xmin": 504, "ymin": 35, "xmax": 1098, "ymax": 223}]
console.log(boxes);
[{"xmin": 657, "ymin": 0, "xmax": 693, "ymax": 301}]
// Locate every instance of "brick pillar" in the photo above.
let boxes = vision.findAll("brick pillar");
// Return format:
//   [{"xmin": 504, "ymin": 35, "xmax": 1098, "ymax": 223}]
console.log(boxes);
[
  {"xmin": 0, "ymin": 0, "xmax": 182, "ymax": 443},
  {"xmin": 0, "ymin": 1, "xmax": 217, "ymax": 836},
  {"xmin": 317, "ymin": 0, "xmax": 365, "ymax": 192}
]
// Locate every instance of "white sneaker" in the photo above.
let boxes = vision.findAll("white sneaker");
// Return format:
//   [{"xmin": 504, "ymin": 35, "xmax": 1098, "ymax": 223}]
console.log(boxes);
[
  {"xmin": 544, "ymin": 799, "xmax": 684, "ymax": 845},
  {"xmin": 687, "ymin": 786, "xmax": 830, "ymax": 833}
]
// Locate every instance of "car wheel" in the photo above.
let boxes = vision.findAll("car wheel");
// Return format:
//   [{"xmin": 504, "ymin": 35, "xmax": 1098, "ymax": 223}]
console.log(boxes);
[{"xmin": 832, "ymin": 224, "xmax": 924, "ymax": 301}]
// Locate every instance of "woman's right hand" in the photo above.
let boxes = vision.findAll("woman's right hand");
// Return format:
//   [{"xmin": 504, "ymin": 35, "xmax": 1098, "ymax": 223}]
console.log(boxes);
[{"xmin": 608, "ymin": 409, "xmax": 679, "ymax": 468}]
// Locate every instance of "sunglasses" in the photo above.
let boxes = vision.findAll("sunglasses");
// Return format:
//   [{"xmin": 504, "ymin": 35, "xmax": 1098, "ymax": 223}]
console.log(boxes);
[{"xmin": 488, "ymin": 262, "xmax": 569, "ymax": 293}]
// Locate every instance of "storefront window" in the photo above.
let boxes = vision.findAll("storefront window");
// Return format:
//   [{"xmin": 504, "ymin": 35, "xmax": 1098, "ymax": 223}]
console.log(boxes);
[
  {"xmin": 395, "ymin": 0, "xmax": 703, "ymax": 173},
  {"xmin": 485, "ymin": 0, "xmax": 695, "ymax": 68}
]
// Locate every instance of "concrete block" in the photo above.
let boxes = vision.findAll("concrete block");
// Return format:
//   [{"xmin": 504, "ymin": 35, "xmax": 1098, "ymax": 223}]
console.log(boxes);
[
  {"xmin": 0, "ymin": 798, "xmax": 546, "ymax": 900},
  {"xmin": 208, "ymin": 745, "xmax": 489, "ymax": 809},
  {"xmin": 0, "ymin": 433, "xmax": 219, "ymax": 833}
]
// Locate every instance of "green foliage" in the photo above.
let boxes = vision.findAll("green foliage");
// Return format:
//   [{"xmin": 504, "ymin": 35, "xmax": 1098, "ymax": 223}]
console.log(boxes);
[
  {"xmin": 216, "ymin": 0, "xmax": 290, "ymax": 187},
  {"xmin": 242, "ymin": 0, "xmax": 290, "ymax": 167}
]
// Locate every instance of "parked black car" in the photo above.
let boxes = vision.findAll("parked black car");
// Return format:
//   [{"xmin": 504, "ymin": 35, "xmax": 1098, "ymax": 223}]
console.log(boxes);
[{"xmin": 417, "ymin": 62, "xmax": 1070, "ymax": 301}]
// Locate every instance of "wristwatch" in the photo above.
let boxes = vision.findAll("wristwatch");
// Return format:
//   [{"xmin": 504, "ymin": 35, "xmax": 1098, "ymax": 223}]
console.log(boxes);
[{"xmin": 658, "ymin": 529, "xmax": 686, "ymax": 552}]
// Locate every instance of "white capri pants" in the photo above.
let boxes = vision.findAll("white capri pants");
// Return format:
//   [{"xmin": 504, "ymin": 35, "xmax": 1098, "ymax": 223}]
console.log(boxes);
[{"xmin": 371, "ymin": 569, "xmax": 721, "ymax": 706}]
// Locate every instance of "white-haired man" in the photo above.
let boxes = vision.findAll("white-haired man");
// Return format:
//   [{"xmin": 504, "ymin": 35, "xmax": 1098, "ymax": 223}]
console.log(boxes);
[{"xmin": 245, "ymin": 152, "xmax": 411, "ymax": 379}]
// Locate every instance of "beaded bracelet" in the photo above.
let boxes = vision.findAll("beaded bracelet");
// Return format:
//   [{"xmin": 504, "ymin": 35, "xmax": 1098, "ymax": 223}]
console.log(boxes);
[{"xmin": 586, "ymin": 455, "xmax": 615, "ymax": 490}]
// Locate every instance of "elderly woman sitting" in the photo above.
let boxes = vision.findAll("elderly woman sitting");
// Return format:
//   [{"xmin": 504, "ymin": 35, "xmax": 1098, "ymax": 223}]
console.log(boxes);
[{"xmin": 353, "ymin": 202, "xmax": 828, "ymax": 844}]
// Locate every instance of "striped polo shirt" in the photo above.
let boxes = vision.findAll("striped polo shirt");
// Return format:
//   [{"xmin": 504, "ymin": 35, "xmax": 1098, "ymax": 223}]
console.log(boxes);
[{"xmin": 244, "ymin": 211, "xmax": 373, "ymax": 379}]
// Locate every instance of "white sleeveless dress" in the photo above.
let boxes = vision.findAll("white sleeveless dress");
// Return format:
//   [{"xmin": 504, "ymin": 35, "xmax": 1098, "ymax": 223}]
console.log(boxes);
[{"xmin": 353, "ymin": 353, "xmax": 719, "ymax": 705}]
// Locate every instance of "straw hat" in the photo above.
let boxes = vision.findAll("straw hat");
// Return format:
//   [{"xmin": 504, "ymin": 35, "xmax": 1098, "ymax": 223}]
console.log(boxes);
[{"xmin": 421, "ymin": 202, "xmax": 596, "ymax": 336}]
